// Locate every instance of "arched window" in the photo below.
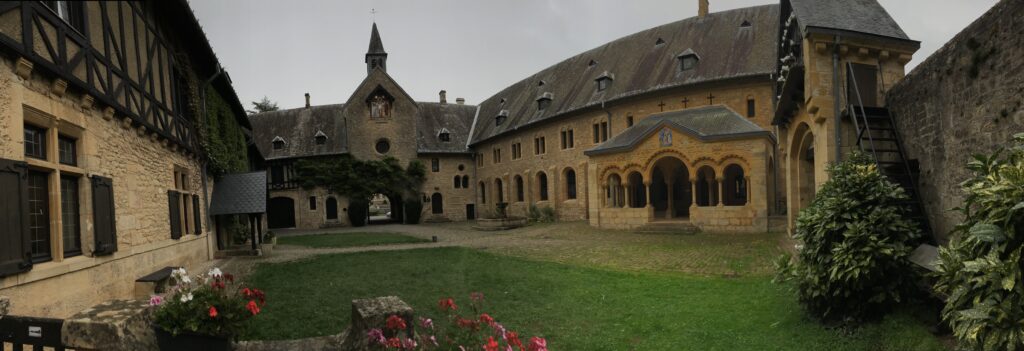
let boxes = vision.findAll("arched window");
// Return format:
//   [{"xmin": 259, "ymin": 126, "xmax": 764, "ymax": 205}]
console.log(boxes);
[
  {"xmin": 627, "ymin": 172, "xmax": 646, "ymax": 208},
  {"xmin": 479, "ymin": 182, "xmax": 487, "ymax": 203},
  {"xmin": 514, "ymin": 175, "xmax": 524, "ymax": 202},
  {"xmin": 431, "ymin": 193, "xmax": 443, "ymax": 214},
  {"xmin": 565, "ymin": 169, "xmax": 577, "ymax": 200},
  {"xmin": 495, "ymin": 179, "xmax": 504, "ymax": 203},
  {"xmin": 538, "ymin": 172, "xmax": 549, "ymax": 201},
  {"xmin": 462, "ymin": 175, "xmax": 469, "ymax": 188},
  {"xmin": 696, "ymin": 166, "xmax": 717, "ymax": 207},
  {"xmin": 723, "ymin": 164, "xmax": 747, "ymax": 206},
  {"xmin": 454, "ymin": 176, "xmax": 461, "ymax": 188},
  {"xmin": 607, "ymin": 173, "xmax": 624, "ymax": 208}
]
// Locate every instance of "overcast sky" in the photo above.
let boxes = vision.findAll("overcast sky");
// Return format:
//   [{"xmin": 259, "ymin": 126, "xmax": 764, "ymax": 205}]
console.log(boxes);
[{"xmin": 189, "ymin": 0, "xmax": 998, "ymax": 110}]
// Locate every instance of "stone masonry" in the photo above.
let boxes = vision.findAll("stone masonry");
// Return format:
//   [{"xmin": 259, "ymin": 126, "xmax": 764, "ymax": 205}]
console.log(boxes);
[{"xmin": 886, "ymin": 0, "xmax": 1024, "ymax": 243}]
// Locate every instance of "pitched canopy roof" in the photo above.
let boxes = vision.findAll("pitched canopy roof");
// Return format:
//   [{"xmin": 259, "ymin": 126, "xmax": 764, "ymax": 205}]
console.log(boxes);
[
  {"xmin": 585, "ymin": 105, "xmax": 770, "ymax": 156},
  {"xmin": 209, "ymin": 172, "xmax": 267, "ymax": 215},
  {"xmin": 788, "ymin": 0, "xmax": 912, "ymax": 41},
  {"xmin": 469, "ymin": 4, "xmax": 780, "ymax": 146}
]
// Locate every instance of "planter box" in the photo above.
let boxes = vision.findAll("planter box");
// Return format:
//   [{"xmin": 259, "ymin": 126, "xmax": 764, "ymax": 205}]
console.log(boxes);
[
  {"xmin": 154, "ymin": 327, "xmax": 232, "ymax": 351},
  {"xmin": 473, "ymin": 217, "xmax": 527, "ymax": 231}
]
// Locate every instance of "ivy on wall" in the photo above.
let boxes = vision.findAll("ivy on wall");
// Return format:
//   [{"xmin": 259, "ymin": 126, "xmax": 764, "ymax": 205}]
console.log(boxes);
[{"xmin": 200, "ymin": 88, "xmax": 249, "ymax": 176}]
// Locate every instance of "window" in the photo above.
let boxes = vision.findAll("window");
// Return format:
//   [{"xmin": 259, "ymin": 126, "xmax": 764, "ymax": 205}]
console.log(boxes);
[
  {"xmin": 565, "ymin": 169, "xmax": 577, "ymax": 200},
  {"xmin": 593, "ymin": 124, "xmax": 600, "ymax": 143},
  {"xmin": 270, "ymin": 165, "xmax": 284, "ymax": 184},
  {"xmin": 492, "ymin": 148, "xmax": 501, "ymax": 164},
  {"xmin": 511, "ymin": 143, "xmax": 522, "ymax": 160},
  {"xmin": 438, "ymin": 130, "xmax": 451, "ymax": 142},
  {"xmin": 171, "ymin": 167, "xmax": 198, "ymax": 237},
  {"xmin": 42, "ymin": 1, "xmax": 85, "ymax": 35},
  {"xmin": 515, "ymin": 176, "xmax": 524, "ymax": 202},
  {"xmin": 458, "ymin": 164, "xmax": 465, "ymax": 171},
  {"xmin": 495, "ymin": 179, "xmax": 504, "ymax": 203},
  {"xmin": 476, "ymin": 153, "xmax": 484, "ymax": 167},
  {"xmin": 723, "ymin": 164, "xmax": 748, "ymax": 206},
  {"xmin": 58, "ymin": 135, "xmax": 76, "ymax": 165},
  {"xmin": 272, "ymin": 137, "xmax": 285, "ymax": 150},
  {"xmin": 601, "ymin": 122, "xmax": 608, "ymax": 141},
  {"xmin": 534, "ymin": 136, "xmax": 546, "ymax": 155},
  {"xmin": 597, "ymin": 78, "xmax": 611, "ymax": 91},
  {"xmin": 538, "ymin": 173, "xmax": 549, "ymax": 201},
  {"xmin": 27, "ymin": 171, "xmax": 51, "ymax": 263},
  {"xmin": 461, "ymin": 175, "xmax": 469, "ymax": 188},
  {"xmin": 679, "ymin": 54, "xmax": 699, "ymax": 71},
  {"xmin": 746, "ymin": 98, "xmax": 756, "ymax": 118},
  {"xmin": 315, "ymin": 131, "xmax": 327, "ymax": 145},
  {"xmin": 626, "ymin": 114, "xmax": 634, "ymax": 127},
  {"xmin": 479, "ymin": 182, "xmax": 487, "ymax": 203},
  {"xmin": 560, "ymin": 129, "xmax": 574, "ymax": 149},
  {"xmin": 24, "ymin": 124, "xmax": 46, "ymax": 160},
  {"xmin": 537, "ymin": 93, "xmax": 553, "ymax": 110},
  {"xmin": 375, "ymin": 139, "xmax": 391, "ymax": 154},
  {"xmin": 309, "ymin": 196, "xmax": 317, "ymax": 210},
  {"xmin": 431, "ymin": 158, "xmax": 440, "ymax": 172},
  {"xmin": 496, "ymin": 110, "xmax": 508, "ymax": 126},
  {"xmin": 454, "ymin": 176, "xmax": 461, "ymax": 188},
  {"xmin": 60, "ymin": 176, "xmax": 82, "ymax": 257}
]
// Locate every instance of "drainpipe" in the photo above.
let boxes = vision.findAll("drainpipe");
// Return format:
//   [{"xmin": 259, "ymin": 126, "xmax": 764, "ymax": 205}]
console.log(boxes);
[
  {"xmin": 200, "ymin": 64, "xmax": 224, "ymax": 258},
  {"xmin": 832, "ymin": 35, "xmax": 842, "ymax": 161}
]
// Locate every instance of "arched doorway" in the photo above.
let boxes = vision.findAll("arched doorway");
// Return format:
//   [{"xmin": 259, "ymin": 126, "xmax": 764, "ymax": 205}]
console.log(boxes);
[
  {"xmin": 431, "ymin": 193, "xmax": 443, "ymax": 214},
  {"xmin": 326, "ymin": 197, "xmax": 338, "ymax": 220},
  {"xmin": 650, "ymin": 156, "xmax": 691, "ymax": 218},
  {"xmin": 696, "ymin": 166, "xmax": 717, "ymax": 206},
  {"xmin": 367, "ymin": 193, "xmax": 402, "ymax": 224},
  {"xmin": 627, "ymin": 171, "xmax": 646, "ymax": 208},
  {"xmin": 268, "ymin": 197, "xmax": 295, "ymax": 228},
  {"xmin": 794, "ymin": 125, "xmax": 816, "ymax": 211},
  {"xmin": 722, "ymin": 164, "xmax": 747, "ymax": 206},
  {"xmin": 607, "ymin": 173, "xmax": 624, "ymax": 208}
]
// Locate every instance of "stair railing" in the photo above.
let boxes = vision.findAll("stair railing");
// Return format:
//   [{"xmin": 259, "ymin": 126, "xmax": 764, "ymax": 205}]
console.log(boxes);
[{"xmin": 846, "ymin": 62, "xmax": 878, "ymax": 161}]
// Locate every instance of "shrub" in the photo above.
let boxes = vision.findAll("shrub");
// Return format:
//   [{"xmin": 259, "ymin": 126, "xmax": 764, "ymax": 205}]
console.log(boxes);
[
  {"xmin": 494, "ymin": 202, "xmax": 509, "ymax": 219},
  {"xmin": 775, "ymin": 151, "xmax": 922, "ymax": 323},
  {"xmin": 527, "ymin": 204, "xmax": 541, "ymax": 222},
  {"xmin": 404, "ymin": 198, "xmax": 423, "ymax": 224},
  {"xmin": 349, "ymin": 198, "xmax": 369, "ymax": 227},
  {"xmin": 152, "ymin": 268, "xmax": 266, "ymax": 338},
  {"xmin": 935, "ymin": 133, "xmax": 1024, "ymax": 351},
  {"xmin": 539, "ymin": 206, "xmax": 555, "ymax": 223}
]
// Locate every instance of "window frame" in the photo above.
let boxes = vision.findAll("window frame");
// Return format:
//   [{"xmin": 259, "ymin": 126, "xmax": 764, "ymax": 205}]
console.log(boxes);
[
  {"xmin": 59, "ymin": 175, "xmax": 82, "ymax": 258},
  {"xmin": 24, "ymin": 123, "xmax": 47, "ymax": 160},
  {"xmin": 58, "ymin": 135, "xmax": 77, "ymax": 166}
]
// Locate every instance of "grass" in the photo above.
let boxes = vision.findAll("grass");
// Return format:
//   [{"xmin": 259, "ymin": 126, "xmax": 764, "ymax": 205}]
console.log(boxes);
[
  {"xmin": 275, "ymin": 232, "xmax": 429, "ymax": 248},
  {"xmin": 243, "ymin": 247, "xmax": 944, "ymax": 350}
]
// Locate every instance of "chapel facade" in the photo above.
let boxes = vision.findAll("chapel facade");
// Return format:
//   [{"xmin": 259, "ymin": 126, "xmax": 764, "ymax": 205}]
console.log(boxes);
[{"xmin": 251, "ymin": 0, "xmax": 921, "ymax": 234}]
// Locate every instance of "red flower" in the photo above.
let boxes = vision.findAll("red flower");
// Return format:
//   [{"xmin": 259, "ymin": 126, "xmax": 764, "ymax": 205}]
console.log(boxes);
[
  {"xmin": 505, "ymin": 331, "xmax": 522, "ymax": 347},
  {"xmin": 386, "ymin": 337, "xmax": 402, "ymax": 348},
  {"xmin": 483, "ymin": 336, "xmax": 500, "ymax": 351},
  {"xmin": 438, "ymin": 298, "xmax": 458, "ymax": 311},
  {"xmin": 246, "ymin": 300, "xmax": 261, "ymax": 315},
  {"xmin": 456, "ymin": 316, "xmax": 477, "ymax": 329},
  {"xmin": 208, "ymin": 306, "xmax": 218, "ymax": 318},
  {"xmin": 527, "ymin": 337, "xmax": 547, "ymax": 351},
  {"xmin": 386, "ymin": 314, "xmax": 407, "ymax": 330},
  {"xmin": 224, "ymin": 273, "xmax": 234, "ymax": 283},
  {"xmin": 242, "ymin": 287, "xmax": 252, "ymax": 297},
  {"xmin": 479, "ymin": 313, "xmax": 495, "ymax": 326}
]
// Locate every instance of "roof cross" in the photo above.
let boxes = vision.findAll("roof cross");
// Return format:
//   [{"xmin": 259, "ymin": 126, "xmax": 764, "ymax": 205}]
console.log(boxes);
[
  {"xmin": 706, "ymin": 93, "xmax": 716, "ymax": 105},
  {"xmin": 658, "ymin": 101, "xmax": 666, "ymax": 112},
  {"xmin": 681, "ymin": 97, "xmax": 689, "ymax": 108}
]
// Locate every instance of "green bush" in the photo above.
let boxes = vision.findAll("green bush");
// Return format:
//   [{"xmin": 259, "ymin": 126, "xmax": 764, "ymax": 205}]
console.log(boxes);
[
  {"xmin": 528, "ymin": 204, "xmax": 541, "ymax": 222},
  {"xmin": 404, "ymin": 198, "xmax": 422, "ymax": 224},
  {"xmin": 348, "ymin": 199, "xmax": 369, "ymax": 227},
  {"xmin": 935, "ymin": 133, "xmax": 1024, "ymax": 351},
  {"xmin": 775, "ymin": 152, "xmax": 922, "ymax": 323},
  {"xmin": 527, "ymin": 204, "xmax": 555, "ymax": 223}
]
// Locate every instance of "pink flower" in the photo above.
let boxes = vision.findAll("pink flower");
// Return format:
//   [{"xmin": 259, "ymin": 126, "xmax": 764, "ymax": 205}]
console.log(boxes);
[
  {"xmin": 527, "ymin": 337, "xmax": 547, "ymax": 351},
  {"xmin": 470, "ymin": 292, "xmax": 485, "ymax": 303},
  {"xmin": 402, "ymin": 338, "xmax": 417, "ymax": 350},
  {"xmin": 148, "ymin": 295, "xmax": 164, "ymax": 306},
  {"xmin": 492, "ymin": 322, "xmax": 506, "ymax": 338},
  {"xmin": 480, "ymin": 313, "xmax": 495, "ymax": 326},
  {"xmin": 367, "ymin": 328, "xmax": 385, "ymax": 345},
  {"xmin": 419, "ymin": 317, "xmax": 434, "ymax": 330}
]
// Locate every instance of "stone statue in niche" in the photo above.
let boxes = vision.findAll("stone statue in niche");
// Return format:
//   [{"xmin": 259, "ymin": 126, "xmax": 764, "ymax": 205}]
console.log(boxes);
[{"xmin": 370, "ymin": 95, "xmax": 391, "ymax": 118}]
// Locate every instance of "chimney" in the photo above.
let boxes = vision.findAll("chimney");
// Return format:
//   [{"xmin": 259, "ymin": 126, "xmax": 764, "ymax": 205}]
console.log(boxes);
[
  {"xmin": 305, "ymin": 93, "xmax": 310, "ymax": 108},
  {"xmin": 439, "ymin": 90, "xmax": 447, "ymax": 104},
  {"xmin": 456, "ymin": 98, "xmax": 465, "ymax": 105},
  {"xmin": 698, "ymin": 0, "xmax": 709, "ymax": 17}
]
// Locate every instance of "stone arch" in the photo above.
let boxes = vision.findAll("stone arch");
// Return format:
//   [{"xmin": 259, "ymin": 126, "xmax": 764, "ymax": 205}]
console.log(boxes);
[
  {"xmin": 606, "ymin": 173, "xmax": 625, "ymax": 207},
  {"xmin": 626, "ymin": 171, "xmax": 646, "ymax": 208},
  {"xmin": 695, "ymin": 166, "xmax": 718, "ymax": 207},
  {"xmin": 790, "ymin": 122, "xmax": 816, "ymax": 213},
  {"xmin": 649, "ymin": 154, "xmax": 691, "ymax": 218},
  {"xmin": 514, "ymin": 175, "xmax": 525, "ymax": 202},
  {"xmin": 717, "ymin": 154, "xmax": 750, "ymax": 170},
  {"xmin": 722, "ymin": 164, "xmax": 747, "ymax": 206},
  {"xmin": 599, "ymin": 165, "xmax": 623, "ymax": 181},
  {"xmin": 643, "ymin": 149, "xmax": 691, "ymax": 172},
  {"xmin": 691, "ymin": 157, "xmax": 718, "ymax": 177},
  {"xmin": 536, "ymin": 171, "xmax": 550, "ymax": 201},
  {"xmin": 562, "ymin": 167, "xmax": 578, "ymax": 200}
]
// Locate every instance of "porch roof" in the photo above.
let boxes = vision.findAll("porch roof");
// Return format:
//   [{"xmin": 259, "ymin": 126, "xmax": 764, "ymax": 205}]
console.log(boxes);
[
  {"xmin": 209, "ymin": 171, "xmax": 267, "ymax": 215},
  {"xmin": 584, "ymin": 105, "xmax": 771, "ymax": 156}
]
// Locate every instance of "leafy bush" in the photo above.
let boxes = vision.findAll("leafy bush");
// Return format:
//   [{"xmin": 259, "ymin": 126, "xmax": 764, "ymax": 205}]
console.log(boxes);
[
  {"xmin": 775, "ymin": 152, "xmax": 922, "ymax": 323},
  {"xmin": 935, "ymin": 133, "xmax": 1024, "ymax": 351},
  {"xmin": 349, "ymin": 199, "xmax": 369, "ymax": 227},
  {"xmin": 404, "ymin": 198, "xmax": 423, "ymax": 224},
  {"xmin": 527, "ymin": 204, "xmax": 555, "ymax": 223},
  {"xmin": 527, "ymin": 204, "xmax": 541, "ymax": 222}
]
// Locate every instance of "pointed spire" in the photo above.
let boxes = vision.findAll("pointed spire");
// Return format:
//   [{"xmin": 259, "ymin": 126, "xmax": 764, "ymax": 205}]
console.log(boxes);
[{"xmin": 368, "ymin": 23, "xmax": 386, "ymax": 55}]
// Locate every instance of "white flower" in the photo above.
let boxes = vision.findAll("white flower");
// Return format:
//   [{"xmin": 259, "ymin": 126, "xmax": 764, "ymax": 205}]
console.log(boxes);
[
  {"xmin": 180, "ymin": 275, "xmax": 192, "ymax": 285},
  {"xmin": 209, "ymin": 267, "xmax": 222, "ymax": 277},
  {"xmin": 180, "ymin": 292, "xmax": 193, "ymax": 303},
  {"xmin": 172, "ymin": 267, "xmax": 187, "ymax": 278}
]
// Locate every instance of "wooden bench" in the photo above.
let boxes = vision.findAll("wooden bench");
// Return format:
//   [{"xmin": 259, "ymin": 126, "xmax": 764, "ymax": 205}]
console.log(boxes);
[{"xmin": 133, "ymin": 266, "xmax": 179, "ymax": 300}]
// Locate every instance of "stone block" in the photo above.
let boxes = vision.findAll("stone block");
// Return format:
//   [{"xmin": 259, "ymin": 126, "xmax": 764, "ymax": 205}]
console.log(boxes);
[
  {"xmin": 340, "ymin": 296, "xmax": 414, "ymax": 351},
  {"xmin": 0, "ymin": 295, "xmax": 9, "ymax": 317},
  {"xmin": 62, "ymin": 299, "xmax": 156, "ymax": 351}
]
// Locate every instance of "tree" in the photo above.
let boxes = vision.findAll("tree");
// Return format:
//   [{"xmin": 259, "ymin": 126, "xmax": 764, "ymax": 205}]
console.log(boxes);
[
  {"xmin": 292, "ymin": 155, "xmax": 426, "ymax": 226},
  {"xmin": 246, "ymin": 96, "xmax": 279, "ymax": 115}
]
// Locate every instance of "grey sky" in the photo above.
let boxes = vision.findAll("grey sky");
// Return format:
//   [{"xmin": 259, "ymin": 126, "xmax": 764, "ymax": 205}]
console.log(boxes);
[{"xmin": 189, "ymin": 0, "xmax": 998, "ymax": 110}]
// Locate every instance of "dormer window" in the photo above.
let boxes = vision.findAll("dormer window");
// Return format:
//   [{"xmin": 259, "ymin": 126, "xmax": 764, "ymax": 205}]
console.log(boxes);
[
  {"xmin": 438, "ymin": 128, "xmax": 451, "ymax": 142},
  {"xmin": 496, "ymin": 110, "xmax": 509, "ymax": 126},
  {"xmin": 595, "ymin": 71, "xmax": 614, "ymax": 92},
  {"xmin": 537, "ymin": 92, "xmax": 553, "ymax": 110},
  {"xmin": 314, "ymin": 130, "xmax": 327, "ymax": 145},
  {"xmin": 272, "ymin": 136, "xmax": 285, "ymax": 150},
  {"xmin": 740, "ymin": 20, "xmax": 751, "ymax": 27},
  {"xmin": 678, "ymin": 49, "xmax": 700, "ymax": 71},
  {"xmin": 655, "ymin": 38, "xmax": 665, "ymax": 46},
  {"xmin": 588, "ymin": 59, "xmax": 597, "ymax": 67},
  {"xmin": 538, "ymin": 80, "xmax": 546, "ymax": 87}
]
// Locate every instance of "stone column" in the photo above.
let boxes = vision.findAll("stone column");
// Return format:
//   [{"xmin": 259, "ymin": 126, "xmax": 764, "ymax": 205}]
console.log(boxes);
[
  {"xmin": 716, "ymin": 176, "xmax": 724, "ymax": 207},
  {"xmin": 690, "ymin": 178, "xmax": 698, "ymax": 207},
  {"xmin": 644, "ymin": 180, "xmax": 653, "ymax": 209},
  {"xmin": 623, "ymin": 180, "xmax": 632, "ymax": 208},
  {"xmin": 666, "ymin": 180, "xmax": 675, "ymax": 219},
  {"xmin": 599, "ymin": 183, "xmax": 607, "ymax": 208}
]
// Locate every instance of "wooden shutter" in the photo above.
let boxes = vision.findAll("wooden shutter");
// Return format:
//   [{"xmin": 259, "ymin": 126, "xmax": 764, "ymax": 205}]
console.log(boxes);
[
  {"xmin": 0, "ymin": 158, "xmax": 32, "ymax": 277},
  {"xmin": 168, "ymin": 190, "xmax": 181, "ymax": 239},
  {"xmin": 91, "ymin": 176, "xmax": 118, "ymax": 256},
  {"xmin": 192, "ymin": 194, "xmax": 201, "ymax": 234}
]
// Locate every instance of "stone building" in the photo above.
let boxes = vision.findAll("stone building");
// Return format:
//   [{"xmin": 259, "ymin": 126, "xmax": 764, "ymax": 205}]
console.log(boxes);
[
  {"xmin": 254, "ymin": 0, "xmax": 925, "ymax": 234},
  {"xmin": 0, "ymin": 1, "xmax": 253, "ymax": 318}
]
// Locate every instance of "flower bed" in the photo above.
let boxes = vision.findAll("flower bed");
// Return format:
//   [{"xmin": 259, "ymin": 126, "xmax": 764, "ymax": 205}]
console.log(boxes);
[{"xmin": 150, "ymin": 268, "xmax": 266, "ymax": 349}]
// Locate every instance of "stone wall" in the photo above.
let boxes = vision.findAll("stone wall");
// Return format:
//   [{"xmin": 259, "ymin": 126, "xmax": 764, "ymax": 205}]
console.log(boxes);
[
  {"xmin": 418, "ymin": 154, "xmax": 476, "ymax": 222},
  {"xmin": 886, "ymin": 0, "xmax": 1024, "ymax": 243},
  {"xmin": 0, "ymin": 56, "xmax": 213, "ymax": 317}
]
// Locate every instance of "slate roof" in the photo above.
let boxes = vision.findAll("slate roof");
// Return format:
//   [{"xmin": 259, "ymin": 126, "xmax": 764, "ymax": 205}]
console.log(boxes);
[
  {"xmin": 209, "ymin": 172, "xmax": 267, "ymax": 215},
  {"xmin": 417, "ymin": 103, "xmax": 478, "ymax": 154},
  {"xmin": 469, "ymin": 4, "xmax": 780, "ymax": 146},
  {"xmin": 248, "ymin": 104, "xmax": 347, "ymax": 160},
  {"xmin": 584, "ymin": 105, "xmax": 770, "ymax": 156},
  {"xmin": 368, "ymin": 23, "xmax": 386, "ymax": 54},
  {"xmin": 788, "ymin": 0, "xmax": 911, "ymax": 41}
]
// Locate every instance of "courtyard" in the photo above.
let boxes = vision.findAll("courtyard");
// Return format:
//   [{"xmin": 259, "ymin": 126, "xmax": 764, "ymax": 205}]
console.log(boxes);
[{"xmin": 223, "ymin": 222, "xmax": 946, "ymax": 350}]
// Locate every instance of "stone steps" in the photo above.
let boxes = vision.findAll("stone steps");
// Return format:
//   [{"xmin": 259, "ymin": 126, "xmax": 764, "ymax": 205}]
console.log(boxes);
[{"xmin": 633, "ymin": 221, "xmax": 700, "ymax": 234}]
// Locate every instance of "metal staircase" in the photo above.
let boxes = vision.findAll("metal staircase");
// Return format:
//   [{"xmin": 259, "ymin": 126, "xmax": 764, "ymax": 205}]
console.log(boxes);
[{"xmin": 845, "ymin": 63, "xmax": 933, "ymax": 240}]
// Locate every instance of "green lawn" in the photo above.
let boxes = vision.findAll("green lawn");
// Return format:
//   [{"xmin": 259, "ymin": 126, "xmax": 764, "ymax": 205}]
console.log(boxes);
[
  {"xmin": 275, "ymin": 232, "xmax": 429, "ymax": 248},
  {"xmin": 243, "ymin": 247, "xmax": 944, "ymax": 350}
]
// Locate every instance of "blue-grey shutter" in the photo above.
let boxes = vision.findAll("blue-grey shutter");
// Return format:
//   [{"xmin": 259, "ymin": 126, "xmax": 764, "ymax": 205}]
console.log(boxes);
[
  {"xmin": 91, "ymin": 176, "xmax": 118, "ymax": 256},
  {"xmin": 0, "ymin": 158, "xmax": 32, "ymax": 276}
]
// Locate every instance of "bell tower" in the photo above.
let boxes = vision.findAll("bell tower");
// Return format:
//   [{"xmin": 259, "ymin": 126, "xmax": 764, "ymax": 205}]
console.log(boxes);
[{"xmin": 365, "ymin": 23, "xmax": 388, "ymax": 74}]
